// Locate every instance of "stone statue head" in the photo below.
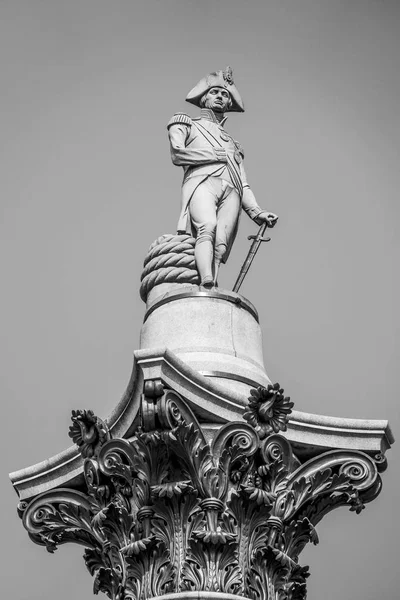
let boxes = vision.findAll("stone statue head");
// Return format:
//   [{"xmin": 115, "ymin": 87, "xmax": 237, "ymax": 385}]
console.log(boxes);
[
  {"xmin": 186, "ymin": 66, "xmax": 245, "ymax": 112},
  {"xmin": 200, "ymin": 87, "xmax": 233, "ymax": 113}
]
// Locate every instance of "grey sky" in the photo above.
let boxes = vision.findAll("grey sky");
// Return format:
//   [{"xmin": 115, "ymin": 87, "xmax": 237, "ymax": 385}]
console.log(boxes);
[{"xmin": 1, "ymin": 1, "xmax": 399, "ymax": 599}]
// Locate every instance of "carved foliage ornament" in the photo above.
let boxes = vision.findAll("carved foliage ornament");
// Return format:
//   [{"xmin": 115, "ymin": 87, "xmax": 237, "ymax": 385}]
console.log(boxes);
[
  {"xmin": 20, "ymin": 382, "xmax": 381, "ymax": 600},
  {"xmin": 243, "ymin": 383, "xmax": 294, "ymax": 439}
]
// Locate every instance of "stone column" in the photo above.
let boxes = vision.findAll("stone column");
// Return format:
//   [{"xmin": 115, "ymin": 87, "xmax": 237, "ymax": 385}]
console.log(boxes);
[{"xmin": 10, "ymin": 283, "xmax": 392, "ymax": 600}]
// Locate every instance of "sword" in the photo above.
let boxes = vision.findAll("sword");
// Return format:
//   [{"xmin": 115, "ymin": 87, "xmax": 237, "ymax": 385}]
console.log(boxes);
[{"xmin": 232, "ymin": 222, "xmax": 271, "ymax": 293}]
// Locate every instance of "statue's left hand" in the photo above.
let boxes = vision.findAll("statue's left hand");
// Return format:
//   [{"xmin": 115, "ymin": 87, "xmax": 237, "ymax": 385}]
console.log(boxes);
[{"xmin": 257, "ymin": 211, "xmax": 279, "ymax": 228}]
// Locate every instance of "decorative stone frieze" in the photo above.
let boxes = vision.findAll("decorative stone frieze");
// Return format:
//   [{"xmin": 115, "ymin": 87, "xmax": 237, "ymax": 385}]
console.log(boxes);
[{"xmin": 19, "ymin": 380, "xmax": 382, "ymax": 600}]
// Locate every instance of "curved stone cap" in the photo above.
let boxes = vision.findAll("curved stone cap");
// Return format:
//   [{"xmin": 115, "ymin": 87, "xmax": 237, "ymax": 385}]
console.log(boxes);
[
  {"xmin": 144, "ymin": 286, "xmax": 259, "ymax": 322},
  {"xmin": 9, "ymin": 347, "xmax": 394, "ymax": 501},
  {"xmin": 289, "ymin": 410, "xmax": 394, "ymax": 459}
]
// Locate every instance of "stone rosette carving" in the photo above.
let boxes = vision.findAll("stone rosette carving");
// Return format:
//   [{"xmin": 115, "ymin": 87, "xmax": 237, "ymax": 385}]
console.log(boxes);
[
  {"xmin": 19, "ymin": 382, "xmax": 382, "ymax": 600},
  {"xmin": 68, "ymin": 409, "xmax": 111, "ymax": 458},
  {"xmin": 243, "ymin": 383, "xmax": 294, "ymax": 438}
]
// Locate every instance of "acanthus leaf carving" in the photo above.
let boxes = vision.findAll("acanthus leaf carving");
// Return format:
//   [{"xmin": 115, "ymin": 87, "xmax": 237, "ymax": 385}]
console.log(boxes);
[{"xmin": 18, "ymin": 383, "xmax": 383, "ymax": 600}]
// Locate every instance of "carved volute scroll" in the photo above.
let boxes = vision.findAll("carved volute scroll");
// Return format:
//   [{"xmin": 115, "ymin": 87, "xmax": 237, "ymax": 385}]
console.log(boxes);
[{"xmin": 18, "ymin": 381, "xmax": 382, "ymax": 600}]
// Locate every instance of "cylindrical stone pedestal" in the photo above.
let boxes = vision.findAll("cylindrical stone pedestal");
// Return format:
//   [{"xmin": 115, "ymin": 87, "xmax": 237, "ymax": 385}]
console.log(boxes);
[{"xmin": 140, "ymin": 284, "xmax": 271, "ymax": 398}]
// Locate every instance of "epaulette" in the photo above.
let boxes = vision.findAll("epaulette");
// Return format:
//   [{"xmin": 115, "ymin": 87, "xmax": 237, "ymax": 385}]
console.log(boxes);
[{"xmin": 167, "ymin": 113, "xmax": 193, "ymax": 129}]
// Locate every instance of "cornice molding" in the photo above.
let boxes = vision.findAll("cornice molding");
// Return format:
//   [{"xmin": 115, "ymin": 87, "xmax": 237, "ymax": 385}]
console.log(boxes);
[{"xmin": 10, "ymin": 348, "xmax": 393, "ymax": 501}]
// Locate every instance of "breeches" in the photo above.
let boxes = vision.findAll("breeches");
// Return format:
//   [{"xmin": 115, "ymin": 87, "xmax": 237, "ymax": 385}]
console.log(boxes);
[{"xmin": 189, "ymin": 177, "xmax": 241, "ymax": 262}]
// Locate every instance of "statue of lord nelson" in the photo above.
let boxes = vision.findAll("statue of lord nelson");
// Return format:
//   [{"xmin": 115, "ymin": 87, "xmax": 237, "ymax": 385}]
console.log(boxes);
[{"xmin": 167, "ymin": 66, "xmax": 278, "ymax": 288}]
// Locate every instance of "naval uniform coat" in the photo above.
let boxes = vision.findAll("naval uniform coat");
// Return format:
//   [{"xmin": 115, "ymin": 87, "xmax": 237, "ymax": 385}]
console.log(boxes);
[{"xmin": 167, "ymin": 108, "xmax": 264, "ymax": 262}]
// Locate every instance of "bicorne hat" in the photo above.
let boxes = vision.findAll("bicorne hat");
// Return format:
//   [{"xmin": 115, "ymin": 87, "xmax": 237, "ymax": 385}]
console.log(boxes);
[{"xmin": 186, "ymin": 66, "xmax": 244, "ymax": 113}]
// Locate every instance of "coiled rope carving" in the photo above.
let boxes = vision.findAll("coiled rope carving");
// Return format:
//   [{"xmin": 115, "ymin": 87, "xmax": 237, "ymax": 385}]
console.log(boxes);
[{"xmin": 140, "ymin": 234, "xmax": 199, "ymax": 302}]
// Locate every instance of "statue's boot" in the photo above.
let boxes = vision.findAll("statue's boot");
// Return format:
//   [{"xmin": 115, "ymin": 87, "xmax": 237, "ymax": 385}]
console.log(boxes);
[
  {"xmin": 213, "ymin": 243, "xmax": 227, "ymax": 286},
  {"xmin": 213, "ymin": 258, "xmax": 221, "ymax": 287},
  {"xmin": 195, "ymin": 236, "xmax": 214, "ymax": 288}
]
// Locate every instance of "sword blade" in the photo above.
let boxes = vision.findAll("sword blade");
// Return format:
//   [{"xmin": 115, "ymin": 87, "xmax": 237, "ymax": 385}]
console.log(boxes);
[{"xmin": 232, "ymin": 223, "xmax": 270, "ymax": 293}]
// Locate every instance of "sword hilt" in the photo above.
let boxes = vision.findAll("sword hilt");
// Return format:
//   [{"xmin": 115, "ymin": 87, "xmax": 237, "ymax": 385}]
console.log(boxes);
[
  {"xmin": 247, "ymin": 235, "xmax": 271, "ymax": 242},
  {"xmin": 248, "ymin": 221, "xmax": 271, "ymax": 242}
]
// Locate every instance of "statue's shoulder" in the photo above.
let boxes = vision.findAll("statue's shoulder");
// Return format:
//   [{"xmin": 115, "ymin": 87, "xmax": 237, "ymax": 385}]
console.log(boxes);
[{"xmin": 167, "ymin": 113, "xmax": 193, "ymax": 129}]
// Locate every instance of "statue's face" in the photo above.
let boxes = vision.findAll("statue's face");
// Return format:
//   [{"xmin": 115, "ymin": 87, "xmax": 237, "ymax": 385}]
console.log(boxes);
[{"xmin": 203, "ymin": 87, "xmax": 231, "ymax": 113}]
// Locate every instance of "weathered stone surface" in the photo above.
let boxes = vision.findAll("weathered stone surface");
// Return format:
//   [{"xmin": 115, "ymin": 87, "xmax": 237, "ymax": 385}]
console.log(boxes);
[{"xmin": 140, "ymin": 288, "xmax": 269, "ymax": 396}]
